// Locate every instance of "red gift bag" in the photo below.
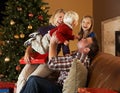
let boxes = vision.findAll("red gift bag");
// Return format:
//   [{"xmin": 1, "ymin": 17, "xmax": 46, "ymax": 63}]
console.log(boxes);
[{"xmin": 19, "ymin": 52, "xmax": 48, "ymax": 64}]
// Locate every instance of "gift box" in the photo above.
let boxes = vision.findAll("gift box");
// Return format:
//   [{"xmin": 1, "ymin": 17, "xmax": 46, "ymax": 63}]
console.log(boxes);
[
  {"xmin": 0, "ymin": 89, "xmax": 9, "ymax": 93},
  {"xmin": 0, "ymin": 82, "xmax": 15, "ymax": 89},
  {"xmin": 0, "ymin": 82, "xmax": 15, "ymax": 93},
  {"xmin": 19, "ymin": 52, "xmax": 48, "ymax": 64},
  {"xmin": 78, "ymin": 88, "xmax": 118, "ymax": 93}
]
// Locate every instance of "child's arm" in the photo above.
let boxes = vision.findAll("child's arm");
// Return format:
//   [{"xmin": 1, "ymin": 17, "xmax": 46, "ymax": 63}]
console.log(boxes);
[
  {"xmin": 74, "ymin": 35, "xmax": 81, "ymax": 40},
  {"xmin": 24, "ymin": 46, "xmax": 33, "ymax": 64}
]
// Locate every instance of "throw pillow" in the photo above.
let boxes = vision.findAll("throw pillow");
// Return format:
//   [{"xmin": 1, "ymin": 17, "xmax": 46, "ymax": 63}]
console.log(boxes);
[{"xmin": 62, "ymin": 59, "xmax": 88, "ymax": 93}]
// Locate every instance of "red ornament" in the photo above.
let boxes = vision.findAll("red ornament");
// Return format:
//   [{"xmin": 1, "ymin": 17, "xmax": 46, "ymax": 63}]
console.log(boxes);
[
  {"xmin": 28, "ymin": 13, "xmax": 34, "ymax": 17},
  {"xmin": 16, "ymin": 65, "xmax": 21, "ymax": 71},
  {"xmin": 38, "ymin": 15, "xmax": 43, "ymax": 20}
]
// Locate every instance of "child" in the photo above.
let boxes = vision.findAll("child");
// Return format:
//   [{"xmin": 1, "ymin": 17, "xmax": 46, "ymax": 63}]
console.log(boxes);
[
  {"xmin": 24, "ymin": 11, "xmax": 79, "ymax": 54},
  {"xmin": 78, "ymin": 15, "xmax": 95, "ymax": 40}
]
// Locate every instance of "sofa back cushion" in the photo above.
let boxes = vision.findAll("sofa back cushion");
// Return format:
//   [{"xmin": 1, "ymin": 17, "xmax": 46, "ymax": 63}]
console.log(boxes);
[{"xmin": 88, "ymin": 52, "xmax": 120, "ymax": 92}]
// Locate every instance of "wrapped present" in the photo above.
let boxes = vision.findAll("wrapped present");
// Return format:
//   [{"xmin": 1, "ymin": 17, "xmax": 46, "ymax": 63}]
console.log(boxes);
[
  {"xmin": 0, "ymin": 89, "xmax": 9, "ymax": 93},
  {"xmin": 78, "ymin": 88, "xmax": 118, "ymax": 93},
  {"xmin": 0, "ymin": 82, "xmax": 15, "ymax": 89},
  {"xmin": 19, "ymin": 52, "xmax": 48, "ymax": 64}
]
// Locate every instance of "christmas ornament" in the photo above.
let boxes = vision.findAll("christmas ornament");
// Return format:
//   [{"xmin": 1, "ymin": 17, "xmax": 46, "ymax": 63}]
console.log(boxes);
[
  {"xmin": 16, "ymin": 65, "xmax": 21, "ymax": 71},
  {"xmin": 10, "ymin": 20, "xmax": 15, "ymax": 25},
  {"xmin": 20, "ymin": 33, "xmax": 25, "ymax": 38},
  {"xmin": 14, "ymin": 34, "xmax": 19, "ymax": 39},
  {"xmin": 28, "ymin": 13, "xmax": 34, "ymax": 17},
  {"xmin": 6, "ymin": 40, "xmax": 10, "ymax": 44},
  {"xmin": 28, "ymin": 25, "xmax": 33, "ymax": 29},
  {"xmin": 0, "ymin": 74, "xmax": 4, "ymax": 78},
  {"xmin": 4, "ymin": 57, "xmax": 10, "ymax": 62},
  {"xmin": 17, "ymin": 7, "xmax": 22, "ymax": 11},
  {"xmin": 41, "ymin": 6, "xmax": 46, "ymax": 10},
  {"xmin": 38, "ymin": 15, "xmax": 43, "ymax": 20}
]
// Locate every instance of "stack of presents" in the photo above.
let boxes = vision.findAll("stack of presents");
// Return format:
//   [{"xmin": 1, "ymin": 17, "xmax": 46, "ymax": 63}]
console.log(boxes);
[{"xmin": 0, "ymin": 82, "xmax": 15, "ymax": 93}]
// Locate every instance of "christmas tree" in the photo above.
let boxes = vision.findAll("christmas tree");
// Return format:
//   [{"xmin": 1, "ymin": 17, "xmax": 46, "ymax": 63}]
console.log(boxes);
[{"xmin": 0, "ymin": 0, "xmax": 50, "ymax": 82}]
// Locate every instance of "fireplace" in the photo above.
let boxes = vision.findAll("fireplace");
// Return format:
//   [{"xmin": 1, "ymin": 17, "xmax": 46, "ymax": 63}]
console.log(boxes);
[
  {"xmin": 115, "ymin": 31, "xmax": 120, "ymax": 56},
  {"xmin": 101, "ymin": 16, "xmax": 120, "ymax": 56}
]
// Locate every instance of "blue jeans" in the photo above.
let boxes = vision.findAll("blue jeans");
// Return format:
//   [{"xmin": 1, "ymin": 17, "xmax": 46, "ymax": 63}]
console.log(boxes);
[{"xmin": 20, "ymin": 76, "xmax": 62, "ymax": 93}]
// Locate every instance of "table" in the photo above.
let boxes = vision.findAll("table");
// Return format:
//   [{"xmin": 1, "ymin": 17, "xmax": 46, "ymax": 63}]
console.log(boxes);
[{"xmin": 78, "ymin": 88, "xmax": 118, "ymax": 93}]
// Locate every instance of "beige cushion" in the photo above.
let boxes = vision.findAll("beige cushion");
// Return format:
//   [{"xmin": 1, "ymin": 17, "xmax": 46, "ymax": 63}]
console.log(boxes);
[{"xmin": 63, "ymin": 59, "xmax": 88, "ymax": 93}]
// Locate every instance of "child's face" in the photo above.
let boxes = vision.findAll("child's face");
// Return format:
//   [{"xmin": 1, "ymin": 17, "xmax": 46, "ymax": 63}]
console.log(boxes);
[
  {"xmin": 81, "ymin": 17, "xmax": 92, "ymax": 31},
  {"xmin": 54, "ymin": 12, "xmax": 64, "ymax": 26}
]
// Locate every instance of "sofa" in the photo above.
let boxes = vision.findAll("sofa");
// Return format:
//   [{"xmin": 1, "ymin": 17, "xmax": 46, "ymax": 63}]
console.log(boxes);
[
  {"xmin": 87, "ymin": 52, "xmax": 120, "ymax": 92},
  {"xmin": 24, "ymin": 52, "xmax": 120, "ymax": 93},
  {"xmin": 48, "ymin": 52, "xmax": 120, "ymax": 93}
]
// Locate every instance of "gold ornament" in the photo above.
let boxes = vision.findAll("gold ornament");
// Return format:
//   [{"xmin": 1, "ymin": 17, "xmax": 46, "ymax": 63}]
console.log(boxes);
[
  {"xmin": 0, "ymin": 74, "xmax": 4, "ymax": 78},
  {"xmin": 4, "ymin": 57, "xmax": 10, "ymax": 62},
  {"xmin": 14, "ymin": 34, "xmax": 19, "ymax": 39},
  {"xmin": 28, "ymin": 25, "xmax": 33, "ymax": 29},
  {"xmin": 20, "ymin": 33, "xmax": 25, "ymax": 38},
  {"xmin": 17, "ymin": 7, "xmax": 22, "ymax": 11},
  {"xmin": 10, "ymin": 20, "xmax": 15, "ymax": 25},
  {"xmin": 41, "ymin": 6, "xmax": 46, "ymax": 10},
  {"xmin": 6, "ymin": 40, "xmax": 10, "ymax": 43}
]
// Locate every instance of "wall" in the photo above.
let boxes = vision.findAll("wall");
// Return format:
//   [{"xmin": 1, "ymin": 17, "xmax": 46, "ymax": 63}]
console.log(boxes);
[
  {"xmin": 43, "ymin": 0, "xmax": 93, "ymax": 55},
  {"xmin": 93, "ymin": 0, "xmax": 120, "ymax": 50}
]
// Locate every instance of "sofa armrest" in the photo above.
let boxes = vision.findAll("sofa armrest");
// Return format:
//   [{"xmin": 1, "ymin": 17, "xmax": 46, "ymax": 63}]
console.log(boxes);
[{"xmin": 87, "ymin": 52, "xmax": 120, "ymax": 92}]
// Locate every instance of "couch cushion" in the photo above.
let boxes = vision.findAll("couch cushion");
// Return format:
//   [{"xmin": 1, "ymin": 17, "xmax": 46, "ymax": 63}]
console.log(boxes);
[
  {"xmin": 88, "ymin": 52, "xmax": 120, "ymax": 92},
  {"xmin": 63, "ymin": 59, "xmax": 88, "ymax": 93}
]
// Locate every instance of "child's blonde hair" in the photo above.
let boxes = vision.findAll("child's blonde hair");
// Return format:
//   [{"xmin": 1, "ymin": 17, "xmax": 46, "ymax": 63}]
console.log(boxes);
[{"xmin": 63, "ymin": 11, "xmax": 79, "ymax": 26}]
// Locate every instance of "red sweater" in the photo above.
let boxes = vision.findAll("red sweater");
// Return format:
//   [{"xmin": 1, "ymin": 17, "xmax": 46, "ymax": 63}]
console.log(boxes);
[{"xmin": 50, "ymin": 23, "xmax": 74, "ymax": 43}]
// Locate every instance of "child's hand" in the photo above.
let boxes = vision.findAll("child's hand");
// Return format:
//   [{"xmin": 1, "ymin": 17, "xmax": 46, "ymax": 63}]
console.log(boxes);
[
  {"xmin": 64, "ymin": 40, "xmax": 69, "ymax": 46},
  {"xmin": 75, "ymin": 35, "xmax": 80, "ymax": 39},
  {"xmin": 24, "ymin": 53, "xmax": 31, "ymax": 64}
]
